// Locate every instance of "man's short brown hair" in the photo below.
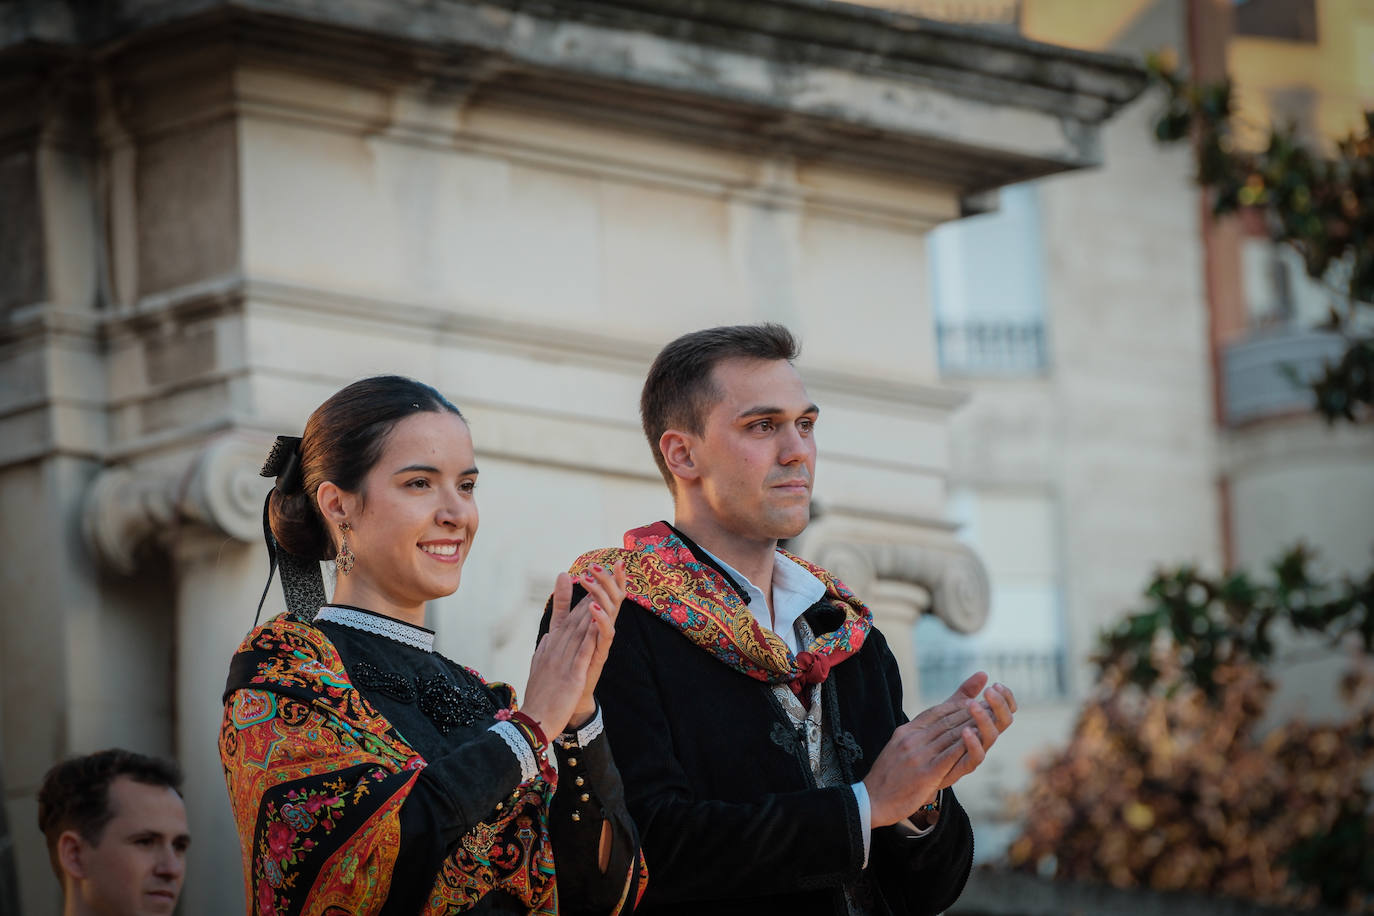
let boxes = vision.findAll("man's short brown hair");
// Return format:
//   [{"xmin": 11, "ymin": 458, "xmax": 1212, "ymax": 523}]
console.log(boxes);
[
  {"xmin": 36, "ymin": 749, "xmax": 183, "ymax": 879},
  {"xmin": 640, "ymin": 323, "xmax": 800, "ymax": 489}
]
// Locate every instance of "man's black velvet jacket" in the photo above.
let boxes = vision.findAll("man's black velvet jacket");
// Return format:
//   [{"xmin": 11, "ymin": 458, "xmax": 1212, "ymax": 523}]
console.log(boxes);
[{"xmin": 585, "ymin": 536, "xmax": 975, "ymax": 916}]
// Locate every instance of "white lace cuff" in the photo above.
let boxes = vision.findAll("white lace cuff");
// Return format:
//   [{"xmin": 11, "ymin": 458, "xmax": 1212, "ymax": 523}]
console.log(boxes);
[
  {"xmin": 490, "ymin": 721, "xmax": 539, "ymax": 783},
  {"xmin": 555, "ymin": 704, "xmax": 604, "ymax": 749}
]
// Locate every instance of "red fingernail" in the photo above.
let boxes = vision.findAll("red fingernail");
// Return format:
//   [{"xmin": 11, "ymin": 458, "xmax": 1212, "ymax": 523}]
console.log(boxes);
[
  {"xmin": 592, "ymin": 564, "xmax": 604, "ymax": 572},
  {"xmin": 591, "ymin": 602, "xmax": 602, "ymax": 612}
]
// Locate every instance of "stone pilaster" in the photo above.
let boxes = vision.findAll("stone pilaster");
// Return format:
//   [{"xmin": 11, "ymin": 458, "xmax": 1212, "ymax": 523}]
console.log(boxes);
[{"xmin": 81, "ymin": 435, "xmax": 269, "ymax": 916}]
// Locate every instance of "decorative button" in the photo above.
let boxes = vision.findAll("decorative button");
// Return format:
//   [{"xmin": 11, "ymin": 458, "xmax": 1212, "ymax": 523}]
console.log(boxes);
[
  {"xmin": 567, "ymin": 757, "xmax": 578, "ymax": 768},
  {"xmin": 570, "ymin": 812, "xmax": 581, "ymax": 822},
  {"xmin": 575, "ymin": 777, "xmax": 585, "ymax": 787},
  {"xmin": 580, "ymin": 793, "xmax": 590, "ymax": 802},
  {"xmin": 496, "ymin": 802, "xmax": 504, "ymax": 811}
]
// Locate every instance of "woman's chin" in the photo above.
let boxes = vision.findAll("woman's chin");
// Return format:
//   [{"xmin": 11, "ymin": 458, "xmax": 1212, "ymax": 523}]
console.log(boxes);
[{"xmin": 421, "ymin": 570, "xmax": 463, "ymax": 600}]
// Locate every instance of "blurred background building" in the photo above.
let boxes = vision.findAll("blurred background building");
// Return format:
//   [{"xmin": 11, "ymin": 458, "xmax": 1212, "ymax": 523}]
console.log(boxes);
[
  {"xmin": 859, "ymin": 0, "xmax": 1374, "ymax": 866},
  {"xmin": 2, "ymin": 0, "xmax": 1370, "ymax": 914}
]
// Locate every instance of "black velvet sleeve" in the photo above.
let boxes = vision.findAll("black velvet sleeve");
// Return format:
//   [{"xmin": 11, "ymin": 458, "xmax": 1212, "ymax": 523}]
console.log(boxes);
[
  {"xmin": 868, "ymin": 637, "xmax": 976, "ymax": 915},
  {"xmin": 585, "ymin": 601, "xmax": 866, "ymax": 906},
  {"xmin": 547, "ymin": 722, "xmax": 641, "ymax": 915},
  {"xmin": 382, "ymin": 728, "xmax": 526, "ymax": 915}
]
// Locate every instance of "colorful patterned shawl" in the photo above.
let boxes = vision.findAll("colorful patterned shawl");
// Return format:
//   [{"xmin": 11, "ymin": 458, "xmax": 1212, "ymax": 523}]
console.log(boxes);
[
  {"xmin": 221, "ymin": 616, "xmax": 634, "ymax": 916},
  {"xmin": 570, "ymin": 521, "xmax": 872, "ymax": 695}
]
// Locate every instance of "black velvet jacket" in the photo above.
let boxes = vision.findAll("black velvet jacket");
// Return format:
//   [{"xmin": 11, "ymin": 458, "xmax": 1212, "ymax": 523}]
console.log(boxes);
[{"xmin": 566, "ymin": 530, "xmax": 975, "ymax": 916}]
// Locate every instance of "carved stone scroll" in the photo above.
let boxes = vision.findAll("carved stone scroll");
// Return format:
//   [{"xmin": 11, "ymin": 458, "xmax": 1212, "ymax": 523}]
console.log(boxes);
[
  {"xmin": 83, "ymin": 437, "xmax": 270, "ymax": 574},
  {"xmin": 797, "ymin": 522, "xmax": 990, "ymax": 635}
]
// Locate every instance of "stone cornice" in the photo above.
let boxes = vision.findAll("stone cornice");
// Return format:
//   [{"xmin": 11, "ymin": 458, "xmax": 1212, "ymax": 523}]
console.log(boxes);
[
  {"xmin": 8, "ymin": 0, "xmax": 1147, "ymax": 191},
  {"xmin": 11, "ymin": 0, "xmax": 1145, "ymax": 112}
]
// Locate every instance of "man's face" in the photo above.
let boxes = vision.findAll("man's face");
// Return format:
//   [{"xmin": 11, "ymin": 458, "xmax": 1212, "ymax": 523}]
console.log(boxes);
[
  {"xmin": 686, "ymin": 357, "xmax": 818, "ymax": 542},
  {"xmin": 67, "ymin": 777, "xmax": 189, "ymax": 916}
]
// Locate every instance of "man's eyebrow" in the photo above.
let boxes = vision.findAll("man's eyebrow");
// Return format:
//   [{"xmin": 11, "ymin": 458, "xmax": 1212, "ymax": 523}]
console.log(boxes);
[
  {"xmin": 735, "ymin": 404, "xmax": 820, "ymax": 420},
  {"xmin": 392, "ymin": 464, "xmax": 479, "ymax": 475}
]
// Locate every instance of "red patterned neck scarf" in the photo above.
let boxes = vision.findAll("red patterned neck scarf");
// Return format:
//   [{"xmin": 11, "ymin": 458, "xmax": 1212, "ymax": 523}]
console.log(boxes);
[{"xmin": 570, "ymin": 522, "xmax": 871, "ymax": 697}]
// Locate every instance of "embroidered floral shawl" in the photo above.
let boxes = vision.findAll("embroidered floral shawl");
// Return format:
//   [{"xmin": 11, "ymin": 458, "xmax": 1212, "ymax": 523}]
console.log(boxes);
[
  {"xmin": 570, "ymin": 521, "xmax": 872, "ymax": 694},
  {"xmin": 221, "ymin": 616, "xmax": 600, "ymax": 916}
]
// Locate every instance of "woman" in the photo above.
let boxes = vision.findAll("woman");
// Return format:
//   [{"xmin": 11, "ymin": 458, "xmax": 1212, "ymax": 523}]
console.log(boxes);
[{"xmin": 219, "ymin": 376, "xmax": 647, "ymax": 916}]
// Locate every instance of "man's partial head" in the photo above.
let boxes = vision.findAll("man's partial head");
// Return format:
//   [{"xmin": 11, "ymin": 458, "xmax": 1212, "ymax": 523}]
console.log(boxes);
[
  {"xmin": 37, "ymin": 750, "xmax": 189, "ymax": 916},
  {"xmin": 642, "ymin": 324, "xmax": 817, "ymax": 541}
]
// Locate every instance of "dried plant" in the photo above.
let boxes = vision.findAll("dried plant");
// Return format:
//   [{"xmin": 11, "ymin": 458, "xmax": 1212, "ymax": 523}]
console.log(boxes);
[{"xmin": 1008, "ymin": 548, "xmax": 1374, "ymax": 911}]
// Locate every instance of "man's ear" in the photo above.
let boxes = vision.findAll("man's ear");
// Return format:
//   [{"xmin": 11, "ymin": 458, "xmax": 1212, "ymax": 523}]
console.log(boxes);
[
  {"xmin": 57, "ymin": 830, "xmax": 88, "ymax": 881},
  {"xmin": 316, "ymin": 481, "xmax": 350, "ymax": 528},
  {"xmin": 659, "ymin": 430, "xmax": 701, "ymax": 484}
]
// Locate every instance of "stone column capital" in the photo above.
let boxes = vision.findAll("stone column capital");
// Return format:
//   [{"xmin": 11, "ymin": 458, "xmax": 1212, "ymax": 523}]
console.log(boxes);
[
  {"xmin": 83, "ymin": 436, "xmax": 271, "ymax": 574},
  {"xmin": 794, "ymin": 520, "xmax": 990, "ymax": 635}
]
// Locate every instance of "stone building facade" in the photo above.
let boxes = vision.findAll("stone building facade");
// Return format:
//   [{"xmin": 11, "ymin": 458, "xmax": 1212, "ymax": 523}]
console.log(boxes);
[{"xmin": 1, "ymin": 2, "xmax": 1145, "ymax": 912}]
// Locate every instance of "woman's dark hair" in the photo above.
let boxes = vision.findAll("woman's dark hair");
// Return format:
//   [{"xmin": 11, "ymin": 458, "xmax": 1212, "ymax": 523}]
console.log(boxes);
[
  {"xmin": 268, "ymin": 376, "xmax": 463, "ymax": 560},
  {"xmin": 640, "ymin": 324, "xmax": 799, "ymax": 490}
]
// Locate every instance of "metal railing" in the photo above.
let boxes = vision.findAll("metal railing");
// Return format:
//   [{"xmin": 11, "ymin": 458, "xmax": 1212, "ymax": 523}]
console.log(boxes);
[
  {"xmin": 917, "ymin": 649, "xmax": 1067, "ymax": 702},
  {"xmin": 936, "ymin": 320, "xmax": 1048, "ymax": 375}
]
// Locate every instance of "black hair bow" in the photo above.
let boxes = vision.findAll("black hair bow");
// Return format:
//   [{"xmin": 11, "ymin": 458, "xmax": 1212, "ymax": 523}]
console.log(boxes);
[{"xmin": 253, "ymin": 435, "xmax": 326, "ymax": 628}]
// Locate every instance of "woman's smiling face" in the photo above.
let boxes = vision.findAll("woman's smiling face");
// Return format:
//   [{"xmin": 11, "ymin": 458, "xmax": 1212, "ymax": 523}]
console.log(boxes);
[{"xmin": 326, "ymin": 410, "xmax": 479, "ymax": 620}]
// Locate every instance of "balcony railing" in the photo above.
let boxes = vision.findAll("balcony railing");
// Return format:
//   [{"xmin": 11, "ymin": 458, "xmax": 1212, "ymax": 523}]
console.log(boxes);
[
  {"xmin": 918, "ymin": 649, "xmax": 1067, "ymax": 703},
  {"xmin": 1222, "ymin": 327, "xmax": 1347, "ymax": 425},
  {"xmin": 936, "ymin": 320, "xmax": 1048, "ymax": 375}
]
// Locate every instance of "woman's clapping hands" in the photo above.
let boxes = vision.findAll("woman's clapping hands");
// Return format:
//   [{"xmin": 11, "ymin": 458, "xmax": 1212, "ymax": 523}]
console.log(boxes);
[{"xmin": 518, "ymin": 561, "xmax": 626, "ymax": 738}]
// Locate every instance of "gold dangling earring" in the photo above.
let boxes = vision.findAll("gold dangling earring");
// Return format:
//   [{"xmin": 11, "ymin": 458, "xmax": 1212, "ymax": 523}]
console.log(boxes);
[{"xmin": 336, "ymin": 522, "xmax": 355, "ymax": 575}]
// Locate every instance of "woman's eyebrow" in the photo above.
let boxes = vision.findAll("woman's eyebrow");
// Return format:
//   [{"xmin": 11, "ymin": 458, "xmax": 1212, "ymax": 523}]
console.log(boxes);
[
  {"xmin": 393, "ymin": 464, "xmax": 440, "ymax": 475},
  {"xmin": 392, "ymin": 464, "xmax": 479, "ymax": 475}
]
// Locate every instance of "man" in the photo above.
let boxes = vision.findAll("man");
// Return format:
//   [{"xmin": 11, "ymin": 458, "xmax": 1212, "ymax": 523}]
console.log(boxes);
[
  {"xmin": 558, "ymin": 324, "xmax": 1016, "ymax": 915},
  {"xmin": 37, "ymin": 750, "xmax": 189, "ymax": 916}
]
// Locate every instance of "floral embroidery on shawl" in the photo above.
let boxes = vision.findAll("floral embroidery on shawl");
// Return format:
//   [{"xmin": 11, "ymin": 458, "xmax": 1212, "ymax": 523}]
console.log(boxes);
[
  {"xmin": 220, "ymin": 616, "xmax": 564, "ymax": 915},
  {"xmin": 569, "ymin": 521, "xmax": 872, "ymax": 695}
]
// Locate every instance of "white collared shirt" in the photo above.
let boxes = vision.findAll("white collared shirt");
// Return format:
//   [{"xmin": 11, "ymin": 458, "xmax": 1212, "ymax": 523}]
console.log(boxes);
[{"xmin": 701, "ymin": 548, "xmax": 827, "ymax": 655}]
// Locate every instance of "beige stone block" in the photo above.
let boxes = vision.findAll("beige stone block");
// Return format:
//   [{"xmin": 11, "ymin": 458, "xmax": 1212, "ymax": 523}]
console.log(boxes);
[
  {"xmin": 0, "ymin": 341, "xmax": 46, "ymax": 417},
  {"xmin": 0, "ymin": 149, "xmax": 45, "ymax": 315},
  {"xmin": 37, "ymin": 144, "xmax": 100, "ymax": 312},
  {"xmin": 1229, "ymin": 423, "xmax": 1374, "ymax": 578},
  {"xmin": 795, "ymin": 215, "xmax": 937, "ymax": 381},
  {"xmin": 817, "ymin": 460, "xmax": 946, "ymax": 521},
  {"xmin": 137, "ymin": 119, "xmax": 240, "ymax": 295}
]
